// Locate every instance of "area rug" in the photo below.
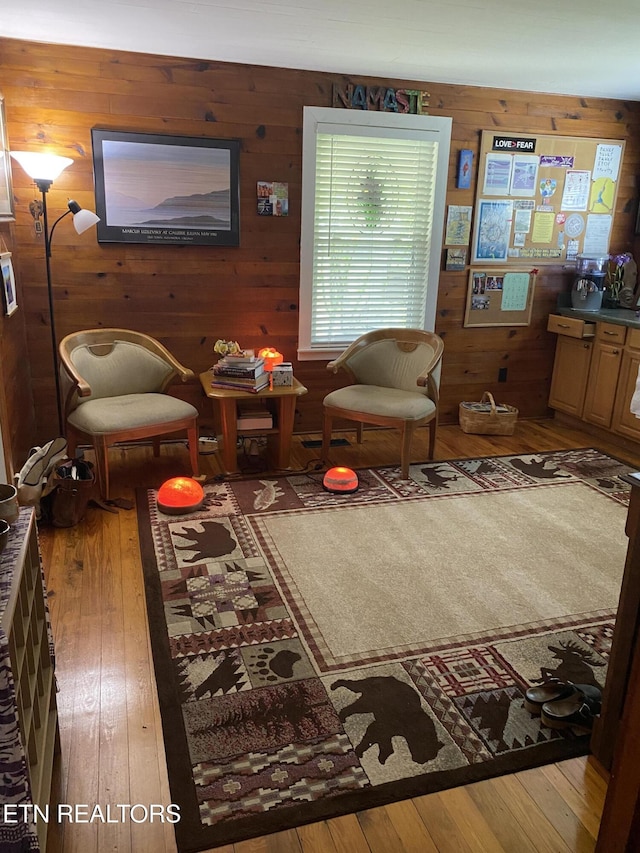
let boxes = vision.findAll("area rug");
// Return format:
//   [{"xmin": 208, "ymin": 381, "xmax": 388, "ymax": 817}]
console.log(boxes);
[{"xmin": 138, "ymin": 448, "xmax": 633, "ymax": 852}]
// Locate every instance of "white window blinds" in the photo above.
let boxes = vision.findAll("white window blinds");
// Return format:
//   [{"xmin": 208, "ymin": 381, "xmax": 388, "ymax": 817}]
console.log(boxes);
[{"xmin": 299, "ymin": 109, "xmax": 451, "ymax": 360}]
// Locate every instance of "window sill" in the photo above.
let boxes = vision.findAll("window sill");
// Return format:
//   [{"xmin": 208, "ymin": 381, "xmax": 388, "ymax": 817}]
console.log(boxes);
[{"xmin": 297, "ymin": 347, "xmax": 344, "ymax": 361}]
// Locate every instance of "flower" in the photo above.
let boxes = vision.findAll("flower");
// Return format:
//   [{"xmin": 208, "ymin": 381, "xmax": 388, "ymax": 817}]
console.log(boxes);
[
  {"xmin": 606, "ymin": 253, "xmax": 633, "ymax": 300},
  {"xmin": 213, "ymin": 339, "xmax": 241, "ymax": 356}
]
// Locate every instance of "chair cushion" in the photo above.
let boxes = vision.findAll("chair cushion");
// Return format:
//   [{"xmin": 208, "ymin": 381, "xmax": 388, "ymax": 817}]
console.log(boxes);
[
  {"xmin": 70, "ymin": 341, "xmax": 174, "ymax": 400},
  {"xmin": 347, "ymin": 339, "xmax": 440, "ymax": 392},
  {"xmin": 67, "ymin": 393, "xmax": 198, "ymax": 435},
  {"xmin": 323, "ymin": 385, "xmax": 436, "ymax": 421}
]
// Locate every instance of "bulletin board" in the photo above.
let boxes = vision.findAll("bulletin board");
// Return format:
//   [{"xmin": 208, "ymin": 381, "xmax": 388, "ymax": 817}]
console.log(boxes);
[
  {"xmin": 470, "ymin": 131, "xmax": 625, "ymax": 265},
  {"xmin": 463, "ymin": 268, "xmax": 537, "ymax": 327}
]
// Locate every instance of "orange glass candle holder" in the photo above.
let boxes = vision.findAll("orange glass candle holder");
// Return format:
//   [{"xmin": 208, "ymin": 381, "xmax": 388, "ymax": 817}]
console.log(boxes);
[
  {"xmin": 258, "ymin": 347, "xmax": 284, "ymax": 371},
  {"xmin": 322, "ymin": 466, "xmax": 359, "ymax": 494},
  {"xmin": 157, "ymin": 477, "xmax": 205, "ymax": 514},
  {"xmin": 258, "ymin": 347, "xmax": 284, "ymax": 389}
]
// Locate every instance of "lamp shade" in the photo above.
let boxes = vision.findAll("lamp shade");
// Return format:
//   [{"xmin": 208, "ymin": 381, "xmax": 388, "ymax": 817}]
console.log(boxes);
[
  {"xmin": 258, "ymin": 347, "xmax": 284, "ymax": 371},
  {"xmin": 157, "ymin": 477, "xmax": 205, "ymax": 514},
  {"xmin": 71, "ymin": 206, "xmax": 101, "ymax": 234},
  {"xmin": 10, "ymin": 151, "xmax": 73, "ymax": 182},
  {"xmin": 323, "ymin": 466, "xmax": 359, "ymax": 494}
]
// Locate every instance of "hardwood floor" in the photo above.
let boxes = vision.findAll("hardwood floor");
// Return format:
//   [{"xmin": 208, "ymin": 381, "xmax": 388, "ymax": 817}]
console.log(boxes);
[{"xmin": 39, "ymin": 418, "xmax": 640, "ymax": 853}]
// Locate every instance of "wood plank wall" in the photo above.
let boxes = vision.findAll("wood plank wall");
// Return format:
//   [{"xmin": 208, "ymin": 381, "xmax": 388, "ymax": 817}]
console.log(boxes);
[
  {"xmin": 1, "ymin": 36, "xmax": 639, "ymax": 450},
  {"xmin": 0, "ymin": 221, "xmax": 37, "ymax": 474}
]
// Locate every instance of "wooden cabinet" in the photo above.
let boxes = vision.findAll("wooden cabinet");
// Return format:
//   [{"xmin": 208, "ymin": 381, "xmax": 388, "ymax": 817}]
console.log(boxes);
[
  {"xmin": 548, "ymin": 334, "xmax": 593, "ymax": 417},
  {"xmin": 583, "ymin": 323, "xmax": 626, "ymax": 428},
  {"xmin": 0, "ymin": 508, "xmax": 59, "ymax": 851},
  {"xmin": 549, "ymin": 314, "xmax": 640, "ymax": 447},
  {"xmin": 547, "ymin": 313, "xmax": 596, "ymax": 339},
  {"xmin": 612, "ymin": 328, "xmax": 640, "ymax": 441}
]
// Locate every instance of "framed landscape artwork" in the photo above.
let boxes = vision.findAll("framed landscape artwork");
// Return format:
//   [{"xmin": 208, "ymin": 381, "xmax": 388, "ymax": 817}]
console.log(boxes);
[{"xmin": 91, "ymin": 129, "xmax": 240, "ymax": 246}]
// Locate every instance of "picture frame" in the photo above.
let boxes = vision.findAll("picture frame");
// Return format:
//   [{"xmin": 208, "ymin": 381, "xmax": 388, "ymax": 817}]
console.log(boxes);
[
  {"xmin": 456, "ymin": 149, "xmax": 473, "ymax": 189},
  {"xmin": 463, "ymin": 267, "xmax": 536, "ymax": 328},
  {"xmin": 1, "ymin": 253, "xmax": 18, "ymax": 316},
  {"xmin": 91, "ymin": 129, "xmax": 240, "ymax": 246},
  {"xmin": 0, "ymin": 97, "xmax": 15, "ymax": 222},
  {"xmin": 445, "ymin": 248, "xmax": 467, "ymax": 270},
  {"xmin": 471, "ymin": 198, "xmax": 513, "ymax": 263}
]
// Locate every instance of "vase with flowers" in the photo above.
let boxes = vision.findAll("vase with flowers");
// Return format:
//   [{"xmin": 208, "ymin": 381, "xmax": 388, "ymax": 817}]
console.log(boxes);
[
  {"xmin": 604, "ymin": 252, "xmax": 633, "ymax": 308},
  {"xmin": 213, "ymin": 339, "xmax": 242, "ymax": 357}
]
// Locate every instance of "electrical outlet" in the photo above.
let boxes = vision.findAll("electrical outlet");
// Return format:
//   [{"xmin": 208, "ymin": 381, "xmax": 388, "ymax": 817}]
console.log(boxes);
[{"xmin": 498, "ymin": 367, "xmax": 508, "ymax": 382}]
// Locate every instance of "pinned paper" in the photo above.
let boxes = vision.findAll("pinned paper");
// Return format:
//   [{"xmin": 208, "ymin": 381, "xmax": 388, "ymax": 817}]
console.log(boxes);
[
  {"xmin": 532, "ymin": 211, "xmax": 555, "ymax": 244},
  {"xmin": 593, "ymin": 144, "xmax": 622, "ymax": 182},
  {"xmin": 501, "ymin": 272, "xmax": 530, "ymax": 311},
  {"xmin": 561, "ymin": 171, "xmax": 590, "ymax": 211},
  {"xmin": 483, "ymin": 153, "xmax": 513, "ymax": 195}
]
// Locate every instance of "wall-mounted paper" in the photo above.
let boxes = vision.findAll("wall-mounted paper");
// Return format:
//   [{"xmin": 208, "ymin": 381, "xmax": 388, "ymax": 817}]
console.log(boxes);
[
  {"xmin": 532, "ymin": 211, "xmax": 555, "ymax": 244},
  {"xmin": 501, "ymin": 272, "xmax": 530, "ymax": 311},
  {"xmin": 589, "ymin": 177, "xmax": 615, "ymax": 213},
  {"xmin": 483, "ymin": 153, "xmax": 513, "ymax": 195},
  {"xmin": 510, "ymin": 155, "xmax": 538, "ymax": 197},
  {"xmin": 514, "ymin": 207, "xmax": 533, "ymax": 233},
  {"xmin": 561, "ymin": 170, "xmax": 591, "ymax": 211},
  {"xmin": 583, "ymin": 214, "xmax": 612, "ymax": 255},
  {"xmin": 593, "ymin": 144, "xmax": 622, "ymax": 182}
]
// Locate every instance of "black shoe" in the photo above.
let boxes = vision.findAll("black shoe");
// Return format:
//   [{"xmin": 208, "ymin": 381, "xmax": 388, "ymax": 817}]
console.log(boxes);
[
  {"xmin": 540, "ymin": 684, "xmax": 602, "ymax": 734},
  {"xmin": 524, "ymin": 680, "xmax": 576, "ymax": 715}
]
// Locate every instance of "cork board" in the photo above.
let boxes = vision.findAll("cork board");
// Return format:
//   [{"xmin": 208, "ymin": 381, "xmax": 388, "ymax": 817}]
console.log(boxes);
[
  {"xmin": 471, "ymin": 131, "xmax": 625, "ymax": 265},
  {"xmin": 463, "ymin": 268, "xmax": 537, "ymax": 328}
]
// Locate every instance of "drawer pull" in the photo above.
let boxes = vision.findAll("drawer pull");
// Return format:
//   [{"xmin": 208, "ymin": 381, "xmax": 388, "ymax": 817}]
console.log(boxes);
[
  {"xmin": 557, "ymin": 323, "xmax": 570, "ymax": 328},
  {"xmin": 603, "ymin": 330, "xmax": 618, "ymax": 336}
]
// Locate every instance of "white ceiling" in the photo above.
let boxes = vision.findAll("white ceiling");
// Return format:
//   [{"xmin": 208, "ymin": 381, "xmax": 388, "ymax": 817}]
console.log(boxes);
[{"xmin": 2, "ymin": 0, "xmax": 640, "ymax": 102}]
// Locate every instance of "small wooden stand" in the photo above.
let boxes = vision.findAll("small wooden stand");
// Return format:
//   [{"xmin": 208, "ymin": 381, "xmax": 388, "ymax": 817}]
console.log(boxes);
[{"xmin": 199, "ymin": 371, "xmax": 307, "ymax": 474}]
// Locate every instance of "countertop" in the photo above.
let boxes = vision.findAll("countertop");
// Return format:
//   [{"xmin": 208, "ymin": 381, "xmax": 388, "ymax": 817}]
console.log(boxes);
[
  {"xmin": 556, "ymin": 306, "xmax": 640, "ymax": 329},
  {"xmin": 555, "ymin": 294, "xmax": 640, "ymax": 329}
]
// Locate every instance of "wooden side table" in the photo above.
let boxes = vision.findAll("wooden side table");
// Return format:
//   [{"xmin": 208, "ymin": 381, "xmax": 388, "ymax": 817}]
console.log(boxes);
[{"xmin": 199, "ymin": 371, "xmax": 308, "ymax": 474}]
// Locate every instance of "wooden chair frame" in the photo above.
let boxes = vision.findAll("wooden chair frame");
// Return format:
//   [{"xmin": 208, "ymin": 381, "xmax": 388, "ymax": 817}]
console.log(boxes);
[
  {"xmin": 322, "ymin": 328, "xmax": 444, "ymax": 479},
  {"xmin": 59, "ymin": 328, "xmax": 199, "ymax": 498}
]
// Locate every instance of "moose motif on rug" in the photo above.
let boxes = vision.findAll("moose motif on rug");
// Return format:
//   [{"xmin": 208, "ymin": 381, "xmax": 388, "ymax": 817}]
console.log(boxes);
[
  {"xmin": 417, "ymin": 465, "xmax": 459, "ymax": 490},
  {"xmin": 534, "ymin": 640, "xmax": 605, "ymax": 688},
  {"xmin": 331, "ymin": 675, "xmax": 443, "ymax": 766}
]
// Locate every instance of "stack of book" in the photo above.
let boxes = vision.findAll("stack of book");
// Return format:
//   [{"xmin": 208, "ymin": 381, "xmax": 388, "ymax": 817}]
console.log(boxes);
[{"xmin": 210, "ymin": 353, "xmax": 269, "ymax": 392}]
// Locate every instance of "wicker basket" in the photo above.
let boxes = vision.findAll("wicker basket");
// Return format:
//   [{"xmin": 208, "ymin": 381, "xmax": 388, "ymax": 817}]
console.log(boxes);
[{"xmin": 458, "ymin": 391, "xmax": 518, "ymax": 435}]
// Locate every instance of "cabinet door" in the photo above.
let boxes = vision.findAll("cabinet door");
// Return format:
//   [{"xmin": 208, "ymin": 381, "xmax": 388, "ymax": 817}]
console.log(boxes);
[
  {"xmin": 548, "ymin": 335, "xmax": 592, "ymax": 417},
  {"xmin": 583, "ymin": 343, "xmax": 622, "ymax": 428},
  {"xmin": 612, "ymin": 347, "xmax": 640, "ymax": 441}
]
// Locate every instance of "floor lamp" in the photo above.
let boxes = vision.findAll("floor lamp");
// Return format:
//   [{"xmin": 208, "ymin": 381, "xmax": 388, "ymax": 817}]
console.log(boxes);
[{"xmin": 10, "ymin": 152, "xmax": 100, "ymax": 436}]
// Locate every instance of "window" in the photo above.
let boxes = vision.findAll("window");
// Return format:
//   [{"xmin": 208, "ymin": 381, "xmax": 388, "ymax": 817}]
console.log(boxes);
[{"xmin": 299, "ymin": 107, "xmax": 452, "ymax": 360}]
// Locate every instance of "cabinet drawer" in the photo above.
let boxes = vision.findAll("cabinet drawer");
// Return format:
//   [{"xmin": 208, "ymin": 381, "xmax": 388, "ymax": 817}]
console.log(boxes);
[
  {"xmin": 547, "ymin": 314, "xmax": 595, "ymax": 338},
  {"xmin": 627, "ymin": 327, "xmax": 640, "ymax": 350},
  {"xmin": 596, "ymin": 322, "xmax": 627, "ymax": 345}
]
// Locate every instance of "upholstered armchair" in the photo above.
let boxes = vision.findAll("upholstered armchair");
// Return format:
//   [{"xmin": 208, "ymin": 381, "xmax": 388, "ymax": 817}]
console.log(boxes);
[
  {"xmin": 322, "ymin": 328, "xmax": 444, "ymax": 479},
  {"xmin": 58, "ymin": 328, "xmax": 200, "ymax": 499}
]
